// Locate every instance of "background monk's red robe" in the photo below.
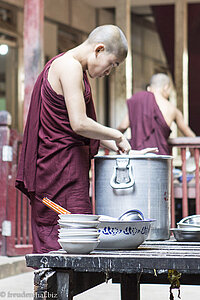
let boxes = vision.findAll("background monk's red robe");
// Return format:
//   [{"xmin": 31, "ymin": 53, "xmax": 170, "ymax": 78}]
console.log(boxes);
[
  {"xmin": 15, "ymin": 54, "xmax": 100, "ymax": 253},
  {"xmin": 127, "ymin": 91, "xmax": 171, "ymax": 155}
]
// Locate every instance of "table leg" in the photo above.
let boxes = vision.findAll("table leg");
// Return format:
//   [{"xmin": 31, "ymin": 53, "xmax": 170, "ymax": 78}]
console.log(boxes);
[
  {"xmin": 34, "ymin": 268, "xmax": 57, "ymax": 300},
  {"xmin": 120, "ymin": 274, "xmax": 140, "ymax": 300},
  {"xmin": 57, "ymin": 270, "xmax": 73, "ymax": 300}
]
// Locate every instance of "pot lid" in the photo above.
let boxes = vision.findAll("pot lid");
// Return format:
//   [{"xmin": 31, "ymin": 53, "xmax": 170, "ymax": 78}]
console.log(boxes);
[{"xmin": 94, "ymin": 153, "xmax": 173, "ymax": 160}]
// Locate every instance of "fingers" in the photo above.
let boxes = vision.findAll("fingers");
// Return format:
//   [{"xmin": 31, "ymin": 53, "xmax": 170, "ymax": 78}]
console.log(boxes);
[
  {"xmin": 129, "ymin": 147, "xmax": 159, "ymax": 156},
  {"xmin": 142, "ymin": 147, "xmax": 159, "ymax": 154},
  {"xmin": 115, "ymin": 135, "xmax": 131, "ymax": 155}
]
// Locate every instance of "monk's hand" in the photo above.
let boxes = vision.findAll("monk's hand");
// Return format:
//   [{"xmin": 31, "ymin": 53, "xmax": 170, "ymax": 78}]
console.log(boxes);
[
  {"xmin": 116, "ymin": 135, "xmax": 131, "ymax": 155},
  {"xmin": 129, "ymin": 147, "xmax": 159, "ymax": 155}
]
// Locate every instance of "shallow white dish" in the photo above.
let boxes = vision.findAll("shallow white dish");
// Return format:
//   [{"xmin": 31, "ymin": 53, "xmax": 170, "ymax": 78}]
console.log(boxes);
[
  {"xmin": 99, "ymin": 215, "xmax": 118, "ymax": 221},
  {"xmin": 58, "ymin": 236, "xmax": 99, "ymax": 241},
  {"xmin": 59, "ymin": 232, "xmax": 100, "ymax": 240},
  {"xmin": 58, "ymin": 228, "xmax": 98, "ymax": 234},
  {"xmin": 59, "ymin": 214, "xmax": 99, "ymax": 222},
  {"xmin": 58, "ymin": 220, "xmax": 100, "ymax": 228},
  {"xmin": 177, "ymin": 222, "xmax": 200, "ymax": 229},
  {"xmin": 97, "ymin": 219, "xmax": 154, "ymax": 250},
  {"xmin": 58, "ymin": 239, "xmax": 100, "ymax": 254}
]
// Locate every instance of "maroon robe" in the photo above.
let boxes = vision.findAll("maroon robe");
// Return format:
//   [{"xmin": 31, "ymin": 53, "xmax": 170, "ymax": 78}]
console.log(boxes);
[
  {"xmin": 15, "ymin": 53, "xmax": 100, "ymax": 253},
  {"xmin": 127, "ymin": 91, "xmax": 171, "ymax": 155}
]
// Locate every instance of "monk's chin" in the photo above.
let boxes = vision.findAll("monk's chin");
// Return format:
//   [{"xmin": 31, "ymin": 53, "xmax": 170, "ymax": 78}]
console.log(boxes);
[{"xmin": 88, "ymin": 72, "xmax": 102, "ymax": 79}]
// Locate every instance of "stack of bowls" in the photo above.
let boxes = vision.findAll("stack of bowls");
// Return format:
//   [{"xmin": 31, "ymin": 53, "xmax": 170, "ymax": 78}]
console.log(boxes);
[
  {"xmin": 58, "ymin": 214, "xmax": 100, "ymax": 254},
  {"xmin": 171, "ymin": 215, "xmax": 200, "ymax": 241}
]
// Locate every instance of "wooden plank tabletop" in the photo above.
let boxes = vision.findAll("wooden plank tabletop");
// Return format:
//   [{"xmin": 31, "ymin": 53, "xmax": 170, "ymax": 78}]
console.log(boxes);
[{"xmin": 26, "ymin": 239, "xmax": 200, "ymax": 275}]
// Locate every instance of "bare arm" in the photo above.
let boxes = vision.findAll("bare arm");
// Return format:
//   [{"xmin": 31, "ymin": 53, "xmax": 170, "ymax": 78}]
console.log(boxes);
[
  {"xmin": 59, "ymin": 59, "xmax": 131, "ymax": 153},
  {"xmin": 100, "ymin": 140, "xmax": 119, "ymax": 152},
  {"xmin": 175, "ymin": 108, "xmax": 196, "ymax": 137},
  {"xmin": 117, "ymin": 113, "xmax": 130, "ymax": 133}
]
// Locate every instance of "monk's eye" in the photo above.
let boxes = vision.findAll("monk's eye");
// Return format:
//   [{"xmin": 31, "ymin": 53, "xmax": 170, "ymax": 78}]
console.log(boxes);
[{"xmin": 112, "ymin": 63, "xmax": 119, "ymax": 68}]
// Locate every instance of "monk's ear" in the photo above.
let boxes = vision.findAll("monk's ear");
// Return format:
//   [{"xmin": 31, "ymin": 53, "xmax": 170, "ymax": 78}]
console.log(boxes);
[
  {"xmin": 95, "ymin": 44, "xmax": 105, "ymax": 57},
  {"xmin": 146, "ymin": 85, "xmax": 151, "ymax": 92},
  {"xmin": 147, "ymin": 85, "xmax": 153, "ymax": 92}
]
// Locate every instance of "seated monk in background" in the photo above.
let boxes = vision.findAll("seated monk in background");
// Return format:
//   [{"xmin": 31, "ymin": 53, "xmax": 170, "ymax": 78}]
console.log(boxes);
[
  {"xmin": 15, "ymin": 25, "xmax": 132, "ymax": 254},
  {"xmin": 118, "ymin": 73, "xmax": 196, "ymax": 155}
]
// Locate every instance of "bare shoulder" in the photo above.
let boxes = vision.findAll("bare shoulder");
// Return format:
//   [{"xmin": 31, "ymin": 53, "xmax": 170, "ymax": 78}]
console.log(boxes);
[
  {"xmin": 156, "ymin": 97, "xmax": 177, "ymax": 126},
  {"xmin": 48, "ymin": 53, "xmax": 83, "ymax": 95},
  {"xmin": 52, "ymin": 53, "xmax": 83, "ymax": 78},
  {"xmin": 157, "ymin": 97, "xmax": 176, "ymax": 114},
  {"xmin": 166, "ymin": 100, "xmax": 177, "ymax": 114}
]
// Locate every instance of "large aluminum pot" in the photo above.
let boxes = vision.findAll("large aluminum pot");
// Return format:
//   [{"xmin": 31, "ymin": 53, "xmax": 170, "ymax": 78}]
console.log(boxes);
[{"xmin": 94, "ymin": 154, "xmax": 173, "ymax": 240}]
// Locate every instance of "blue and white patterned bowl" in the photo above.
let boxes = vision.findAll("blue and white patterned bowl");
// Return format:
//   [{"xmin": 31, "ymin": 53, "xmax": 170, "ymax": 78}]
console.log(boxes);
[{"xmin": 97, "ymin": 219, "xmax": 155, "ymax": 250}]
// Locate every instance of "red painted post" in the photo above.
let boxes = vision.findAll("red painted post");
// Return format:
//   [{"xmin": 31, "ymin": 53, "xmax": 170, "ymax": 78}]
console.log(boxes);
[
  {"xmin": 181, "ymin": 148, "xmax": 188, "ymax": 217},
  {"xmin": 0, "ymin": 111, "xmax": 12, "ymax": 255},
  {"xmin": 171, "ymin": 164, "xmax": 175, "ymax": 228},
  {"xmin": 23, "ymin": 0, "xmax": 44, "ymax": 125},
  {"xmin": 169, "ymin": 146, "xmax": 175, "ymax": 228},
  {"xmin": 6, "ymin": 130, "xmax": 33, "ymax": 256},
  {"xmin": 194, "ymin": 148, "xmax": 200, "ymax": 214}
]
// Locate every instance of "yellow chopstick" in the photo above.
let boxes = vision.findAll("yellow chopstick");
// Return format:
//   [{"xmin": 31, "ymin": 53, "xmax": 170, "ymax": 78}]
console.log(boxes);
[{"xmin": 42, "ymin": 197, "xmax": 71, "ymax": 215}]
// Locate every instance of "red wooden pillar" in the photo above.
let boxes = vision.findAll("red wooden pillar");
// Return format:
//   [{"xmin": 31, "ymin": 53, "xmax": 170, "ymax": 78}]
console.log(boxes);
[
  {"xmin": 169, "ymin": 146, "xmax": 175, "ymax": 228},
  {"xmin": 171, "ymin": 164, "xmax": 175, "ymax": 228},
  {"xmin": 194, "ymin": 148, "xmax": 200, "ymax": 214},
  {"xmin": 181, "ymin": 148, "xmax": 188, "ymax": 217},
  {"xmin": 0, "ymin": 111, "xmax": 12, "ymax": 255},
  {"xmin": 23, "ymin": 0, "xmax": 44, "ymax": 125}
]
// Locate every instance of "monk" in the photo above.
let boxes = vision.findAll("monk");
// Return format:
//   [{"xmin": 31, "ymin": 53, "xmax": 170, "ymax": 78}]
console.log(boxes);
[
  {"xmin": 16, "ymin": 25, "xmax": 132, "ymax": 253},
  {"xmin": 118, "ymin": 73, "xmax": 195, "ymax": 155}
]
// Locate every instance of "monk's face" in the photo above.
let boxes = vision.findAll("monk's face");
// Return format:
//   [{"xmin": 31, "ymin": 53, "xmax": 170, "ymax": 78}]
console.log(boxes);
[
  {"xmin": 162, "ymin": 83, "xmax": 172, "ymax": 100},
  {"xmin": 88, "ymin": 45, "xmax": 121, "ymax": 78}
]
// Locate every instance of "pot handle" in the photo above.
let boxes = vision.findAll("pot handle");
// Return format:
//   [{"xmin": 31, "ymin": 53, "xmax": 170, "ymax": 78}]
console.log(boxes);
[{"xmin": 110, "ymin": 158, "xmax": 135, "ymax": 189}]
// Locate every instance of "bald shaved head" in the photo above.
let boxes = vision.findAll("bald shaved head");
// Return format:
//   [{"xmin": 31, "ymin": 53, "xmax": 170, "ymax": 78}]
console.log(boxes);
[
  {"xmin": 150, "ymin": 73, "xmax": 171, "ymax": 89},
  {"xmin": 148, "ymin": 73, "xmax": 172, "ymax": 99},
  {"xmin": 86, "ymin": 25, "xmax": 128, "ymax": 61}
]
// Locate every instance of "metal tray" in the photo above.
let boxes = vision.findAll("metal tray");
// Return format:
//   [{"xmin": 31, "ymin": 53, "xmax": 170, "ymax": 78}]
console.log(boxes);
[{"xmin": 171, "ymin": 228, "xmax": 200, "ymax": 242}]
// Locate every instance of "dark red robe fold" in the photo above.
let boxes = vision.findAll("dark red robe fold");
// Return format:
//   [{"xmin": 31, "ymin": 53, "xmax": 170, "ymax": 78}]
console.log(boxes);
[
  {"xmin": 127, "ymin": 91, "xmax": 171, "ymax": 155},
  {"xmin": 15, "ymin": 53, "xmax": 100, "ymax": 253}
]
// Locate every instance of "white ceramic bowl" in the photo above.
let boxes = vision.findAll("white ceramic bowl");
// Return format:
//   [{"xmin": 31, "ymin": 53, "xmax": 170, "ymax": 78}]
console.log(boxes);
[
  {"xmin": 97, "ymin": 219, "xmax": 154, "ymax": 250},
  {"xmin": 58, "ymin": 239, "xmax": 100, "ymax": 254},
  {"xmin": 59, "ymin": 232, "xmax": 100, "ymax": 240},
  {"xmin": 59, "ymin": 214, "xmax": 99, "ymax": 222},
  {"xmin": 58, "ymin": 228, "xmax": 98, "ymax": 234},
  {"xmin": 118, "ymin": 209, "xmax": 144, "ymax": 221},
  {"xmin": 99, "ymin": 215, "xmax": 118, "ymax": 221},
  {"xmin": 177, "ymin": 222, "xmax": 200, "ymax": 229},
  {"xmin": 58, "ymin": 220, "xmax": 100, "ymax": 228},
  {"xmin": 58, "ymin": 236, "xmax": 99, "ymax": 241},
  {"xmin": 178, "ymin": 215, "xmax": 200, "ymax": 225}
]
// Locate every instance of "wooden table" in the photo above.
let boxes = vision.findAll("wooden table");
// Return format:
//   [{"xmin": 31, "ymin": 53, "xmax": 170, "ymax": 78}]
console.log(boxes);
[{"xmin": 26, "ymin": 239, "xmax": 200, "ymax": 300}]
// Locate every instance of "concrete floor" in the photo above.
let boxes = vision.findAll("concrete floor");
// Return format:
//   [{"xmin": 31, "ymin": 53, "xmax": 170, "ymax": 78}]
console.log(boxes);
[{"xmin": 0, "ymin": 271, "xmax": 200, "ymax": 299}]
